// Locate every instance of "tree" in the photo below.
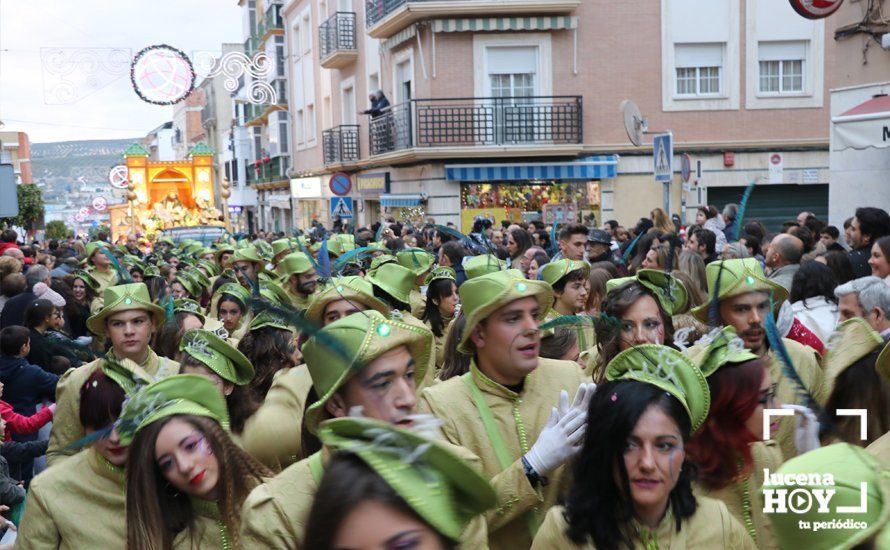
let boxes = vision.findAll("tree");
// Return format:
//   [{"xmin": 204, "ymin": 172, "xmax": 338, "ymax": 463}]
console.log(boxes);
[
  {"xmin": 0, "ymin": 184, "xmax": 44, "ymax": 233},
  {"xmin": 45, "ymin": 220, "xmax": 70, "ymax": 241}
]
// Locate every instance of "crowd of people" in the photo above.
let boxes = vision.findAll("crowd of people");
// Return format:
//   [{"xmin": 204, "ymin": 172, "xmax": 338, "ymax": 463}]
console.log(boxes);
[{"xmin": 0, "ymin": 201, "xmax": 885, "ymax": 549}]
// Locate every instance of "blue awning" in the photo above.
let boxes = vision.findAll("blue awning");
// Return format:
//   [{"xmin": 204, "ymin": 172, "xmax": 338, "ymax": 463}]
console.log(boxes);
[
  {"xmin": 380, "ymin": 194, "xmax": 425, "ymax": 207},
  {"xmin": 445, "ymin": 155, "xmax": 619, "ymax": 182}
]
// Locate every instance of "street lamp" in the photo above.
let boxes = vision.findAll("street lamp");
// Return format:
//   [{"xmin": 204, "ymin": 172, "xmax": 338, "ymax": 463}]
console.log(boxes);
[
  {"xmin": 126, "ymin": 182, "xmax": 137, "ymax": 235},
  {"xmin": 221, "ymin": 177, "xmax": 232, "ymax": 231}
]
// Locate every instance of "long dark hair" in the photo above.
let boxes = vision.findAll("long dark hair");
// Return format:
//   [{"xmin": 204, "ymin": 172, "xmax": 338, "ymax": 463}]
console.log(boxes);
[
  {"xmin": 422, "ymin": 278, "xmax": 457, "ymax": 338},
  {"xmin": 823, "ymin": 351, "xmax": 890, "ymax": 446},
  {"xmin": 237, "ymin": 327, "xmax": 296, "ymax": 402},
  {"xmin": 151, "ymin": 312, "xmax": 200, "ymax": 360},
  {"xmin": 438, "ymin": 314, "xmax": 470, "ymax": 381},
  {"xmin": 125, "ymin": 414, "xmax": 271, "ymax": 550},
  {"xmin": 790, "ymin": 261, "xmax": 838, "ymax": 306},
  {"xmin": 304, "ymin": 452, "xmax": 456, "ymax": 549},
  {"xmin": 507, "ymin": 228, "xmax": 532, "ymax": 261},
  {"xmin": 563, "ymin": 379, "xmax": 697, "ymax": 548},
  {"xmin": 593, "ymin": 282, "xmax": 675, "ymax": 383},
  {"xmin": 818, "ymin": 250, "xmax": 855, "ymax": 286}
]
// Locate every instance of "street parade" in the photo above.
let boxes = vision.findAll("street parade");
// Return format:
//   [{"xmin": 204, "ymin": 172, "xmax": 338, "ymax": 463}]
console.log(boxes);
[{"xmin": 1, "ymin": 0, "xmax": 890, "ymax": 548}]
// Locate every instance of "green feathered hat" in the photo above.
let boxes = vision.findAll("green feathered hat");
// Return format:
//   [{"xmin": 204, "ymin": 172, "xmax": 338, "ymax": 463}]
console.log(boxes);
[
  {"xmin": 86, "ymin": 283, "xmax": 166, "ymax": 337},
  {"xmin": 180, "ymin": 329, "xmax": 254, "ymax": 385}
]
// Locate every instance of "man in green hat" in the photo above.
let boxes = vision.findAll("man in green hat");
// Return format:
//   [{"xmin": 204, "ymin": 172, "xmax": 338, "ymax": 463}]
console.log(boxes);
[
  {"xmin": 84, "ymin": 242, "xmax": 119, "ymax": 292},
  {"xmin": 239, "ymin": 310, "xmax": 494, "ymax": 548},
  {"xmin": 688, "ymin": 258, "xmax": 825, "ymax": 460},
  {"xmin": 276, "ymin": 251, "xmax": 318, "ymax": 312},
  {"xmin": 270, "ymin": 238, "xmax": 295, "ymax": 266},
  {"xmin": 418, "ymin": 269, "xmax": 593, "ymax": 549},
  {"xmin": 47, "ymin": 283, "xmax": 180, "ymax": 465},
  {"xmin": 396, "ymin": 248, "xmax": 435, "ymax": 319},
  {"xmin": 227, "ymin": 245, "xmax": 265, "ymax": 291}
]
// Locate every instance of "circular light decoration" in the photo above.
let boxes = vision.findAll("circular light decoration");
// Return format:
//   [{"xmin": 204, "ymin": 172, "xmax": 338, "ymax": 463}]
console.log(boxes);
[
  {"xmin": 788, "ymin": 0, "xmax": 843, "ymax": 19},
  {"xmin": 130, "ymin": 44, "xmax": 195, "ymax": 105},
  {"xmin": 92, "ymin": 197, "xmax": 108, "ymax": 212},
  {"xmin": 109, "ymin": 165, "xmax": 129, "ymax": 189}
]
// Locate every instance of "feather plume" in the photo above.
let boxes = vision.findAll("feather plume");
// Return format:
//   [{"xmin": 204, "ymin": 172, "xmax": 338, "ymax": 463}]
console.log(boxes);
[
  {"xmin": 334, "ymin": 246, "xmax": 374, "ymax": 271},
  {"xmin": 296, "ymin": 239, "xmax": 320, "ymax": 271},
  {"xmin": 620, "ymin": 232, "xmax": 644, "ymax": 265},
  {"xmin": 764, "ymin": 298, "xmax": 823, "ymax": 414},
  {"xmin": 317, "ymin": 238, "xmax": 332, "ymax": 278},
  {"xmin": 549, "ymin": 223, "xmax": 559, "ymax": 258},
  {"xmin": 732, "ymin": 178, "xmax": 758, "ymax": 242},
  {"xmin": 539, "ymin": 313, "xmax": 622, "ymax": 332},
  {"xmin": 101, "ymin": 246, "xmax": 133, "ymax": 284}
]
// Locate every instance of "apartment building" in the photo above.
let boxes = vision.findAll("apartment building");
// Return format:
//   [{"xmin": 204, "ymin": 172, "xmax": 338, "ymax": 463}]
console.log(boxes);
[
  {"xmin": 0, "ymin": 131, "xmax": 32, "ymax": 184},
  {"xmin": 282, "ymin": 0, "xmax": 834, "ymax": 232},
  {"xmin": 238, "ymin": 0, "xmax": 293, "ymax": 233}
]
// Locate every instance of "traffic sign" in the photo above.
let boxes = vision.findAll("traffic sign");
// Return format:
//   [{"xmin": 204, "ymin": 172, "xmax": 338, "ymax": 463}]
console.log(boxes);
[
  {"xmin": 330, "ymin": 196, "xmax": 354, "ymax": 219},
  {"xmin": 329, "ymin": 173, "xmax": 352, "ymax": 197},
  {"xmin": 789, "ymin": 0, "xmax": 843, "ymax": 20},
  {"xmin": 653, "ymin": 133, "xmax": 673, "ymax": 183},
  {"xmin": 680, "ymin": 154, "xmax": 692, "ymax": 182},
  {"xmin": 92, "ymin": 197, "xmax": 108, "ymax": 212}
]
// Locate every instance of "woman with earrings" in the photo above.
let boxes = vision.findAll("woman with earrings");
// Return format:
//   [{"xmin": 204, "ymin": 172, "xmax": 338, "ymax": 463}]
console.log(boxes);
[{"xmin": 123, "ymin": 374, "xmax": 271, "ymax": 549}]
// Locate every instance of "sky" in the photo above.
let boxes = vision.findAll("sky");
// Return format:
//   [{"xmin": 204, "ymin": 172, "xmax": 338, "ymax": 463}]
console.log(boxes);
[{"xmin": 0, "ymin": 0, "xmax": 243, "ymax": 143}]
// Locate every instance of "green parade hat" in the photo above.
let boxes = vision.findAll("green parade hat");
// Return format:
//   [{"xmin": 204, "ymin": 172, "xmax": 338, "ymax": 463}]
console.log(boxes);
[
  {"xmin": 824, "ymin": 318, "xmax": 884, "ymax": 394},
  {"xmin": 396, "ymin": 248, "xmax": 435, "ymax": 277},
  {"xmin": 72, "ymin": 270, "xmax": 101, "ymax": 292},
  {"xmin": 214, "ymin": 244, "xmax": 235, "ymax": 264},
  {"xmin": 196, "ymin": 259, "xmax": 220, "ymax": 278},
  {"xmin": 226, "ymin": 246, "xmax": 265, "ymax": 272},
  {"xmin": 173, "ymin": 273, "xmax": 200, "ymax": 298},
  {"xmin": 318, "ymin": 417, "xmax": 497, "ymax": 541},
  {"xmin": 276, "ymin": 252, "xmax": 315, "ymax": 279},
  {"xmin": 369, "ymin": 254, "xmax": 397, "ymax": 272},
  {"xmin": 180, "ymin": 329, "xmax": 254, "ymax": 385},
  {"xmin": 182, "ymin": 242, "xmax": 204, "ymax": 257},
  {"xmin": 764, "ymin": 443, "xmax": 890, "ymax": 549},
  {"xmin": 259, "ymin": 280, "xmax": 292, "ymax": 306},
  {"xmin": 254, "ymin": 240, "xmax": 273, "ymax": 260},
  {"xmin": 304, "ymin": 276, "xmax": 391, "ymax": 327},
  {"xmin": 191, "ymin": 269, "xmax": 212, "ymax": 291},
  {"xmin": 82, "ymin": 241, "xmax": 113, "ymax": 266},
  {"xmin": 366, "ymin": 263, "xmax": 416, "ymax": 306},
  {"xmin": 173, "ymin": 298, "xmax": 206, "ymax": 323},
  {"xmin": 213, "ymin": 282, "xmax": 250, "ymax": 305},
  {"xmin": 606, "ymin": 344, "xmax": 711, "ymax": 431},
  {"xmin": 464, "ymin": 254, "xmax": 507, "ymax": 279},
  {"xmin": 540, "ymin": 259, "xmax": 590, "ymax": 287},
  {"xmin": 143, "ymin": 265, "xmax": 161, "ymax": 278},
  {"xmin": 607, "ymin": 269, "xmax": 690, "ymax": 316},
  {"xmin": 303, "ymin": 311, "xmax": 433, "ymax": 435},
  {"xmin": 457, "ymin": 269, "xmax": 552, "ymax": 354},
  {"xmin": 691, "ymin": 258, "xmax": 788, "ymax": 323},
  {"xmin": 271, "ymin": 238, "xmax": 295, "ymax": 258},
  {"xmin": 156, "ymin": 236, "xmax": 175, "ymax": 247},
  {"xmin": 86, "ymin": 283, "xmax": 166, "ymax": 336},
  {"xmin": 693, "ymin": 326, "xmax": 760, "ymax": 378},
  {"xmin": 424, "ymin": 266, "xmax": 457, "ymax": 286},
  {"xmin": 116, "ymin": 374, "xmax": 230, "ymax": 446},
  {"xmin": 249, "ymin": 308, "xmax": 293, "ymax": 332}
]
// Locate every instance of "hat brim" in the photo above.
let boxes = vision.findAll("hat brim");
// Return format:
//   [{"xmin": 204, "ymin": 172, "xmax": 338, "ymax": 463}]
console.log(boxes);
[
  {"xmin": 367, "ymin": 274, "xmax": 411, "ymax": 305},
  {"xmin": 458, "ymin": 279, "xmax": 552, "ymax": 354},
  {"xmin": 86, "ymin": 295, "xmax": 166, "ymax": 337},
  {"xmin": 304, "ymin": 286, "xmax": 391, "ymax": 327},
  {"xmin": 183, "ymin": 329, "xmax": 254, "ymax": 385},
  {"xmin": 690, "ymin": 273, "xmax": 788, "ymax": 323}
]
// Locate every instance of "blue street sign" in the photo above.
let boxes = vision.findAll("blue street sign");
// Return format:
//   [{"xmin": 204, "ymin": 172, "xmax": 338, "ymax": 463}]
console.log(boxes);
[
  {"xmin": 330, "ymin": 196, "xmax": 354, "ymax": 219},
  {"xmin": 653, "ymin": 133, "xmax": 673, "ymax": 183}
]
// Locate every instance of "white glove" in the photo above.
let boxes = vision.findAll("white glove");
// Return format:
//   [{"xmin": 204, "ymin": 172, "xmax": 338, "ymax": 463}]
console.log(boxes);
[
  {"xmin": 524, "ymin": 406, "xmax": 587, "ymax": 475},
  {"xmin": 556, "ymin": 383, "xmax": 596, "ymax": 418},
  {"xmin": 783, "ymin": 404, "xmax": 821, "ymax": 454}
]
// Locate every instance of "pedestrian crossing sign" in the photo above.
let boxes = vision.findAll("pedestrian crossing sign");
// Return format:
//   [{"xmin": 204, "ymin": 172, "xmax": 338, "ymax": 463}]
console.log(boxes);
[
  {"xmin": 330, "ymin": 196, "xmax": 354, "ymax": 218},
  {"xmin": 653, "ymin": 132, "xmax": 673, "ymax": 183}
]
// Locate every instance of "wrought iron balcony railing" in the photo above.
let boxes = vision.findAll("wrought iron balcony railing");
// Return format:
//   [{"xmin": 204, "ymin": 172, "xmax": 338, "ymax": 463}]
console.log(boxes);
[
  {"xmin": 320, "ymin": 12, "xmax": 358, "ymax": 61},
  {"xmin": 369, "ymin": 96, "xmax": 582, "ymax": 156},
  {"xmin": 323, "ymin": 125, "xmax": 360, "ymax": 164}
]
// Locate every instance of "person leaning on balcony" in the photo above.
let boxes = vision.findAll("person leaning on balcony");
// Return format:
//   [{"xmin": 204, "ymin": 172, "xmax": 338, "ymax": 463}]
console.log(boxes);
[{"xmin": 358, "ymin": 90, "xmax": 390, "ymax": 119}]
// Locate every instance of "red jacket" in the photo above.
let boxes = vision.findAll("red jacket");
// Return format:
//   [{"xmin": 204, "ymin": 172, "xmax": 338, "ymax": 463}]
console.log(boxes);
[
  {"xmin": 0, "ymin": 242, "xmax": 19, "ymax": 256},
  {"xmin": 0, "ymin": 400, "xmax": 53, "ymax": 441}
]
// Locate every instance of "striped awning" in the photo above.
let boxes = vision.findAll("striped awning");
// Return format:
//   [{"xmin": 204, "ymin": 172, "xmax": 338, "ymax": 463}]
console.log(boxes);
[
  {"xmin": 431, "ymin": 16, "xmax": 578, "ymax": 33},
  {"xmin": 445, "ymin": 155, "xmax": 619, "ymax": 182},
  {"xmin": 382, "ymin": 25, "xmax": 417, "ymax": 51},
  {"xmin": 380, "ymin": 194, "xmax": 425, "ymax": 207}
]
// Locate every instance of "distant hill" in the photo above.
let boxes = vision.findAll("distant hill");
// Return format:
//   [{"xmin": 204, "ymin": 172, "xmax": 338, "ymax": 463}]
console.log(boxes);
[{"xmin": 31, "ymin": 138, "xmax": 139, "ymax": 198}]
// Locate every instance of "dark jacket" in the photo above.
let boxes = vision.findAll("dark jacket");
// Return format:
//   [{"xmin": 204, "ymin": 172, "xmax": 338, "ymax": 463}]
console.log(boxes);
[
  {"xmin": 26, "ymin": 329, "xmax": 55, "ymax": 374},
  {"xmin": 0, "ymin": 355, "xmax": 57, "ymax": 417},
  {"xmin": 849, "ymin": 247, "xmax": 872, "ymax": 278},
  {"xmin": 1, "ymin": 439, "xmax": 48, "ymax": 484},
  {"xmin": 0, "ymin": 291, "xmax": 36, "ymax": 329},
  {"xmin": 0, "ymin": 454, "xmax": 25, "ymax": 503}
]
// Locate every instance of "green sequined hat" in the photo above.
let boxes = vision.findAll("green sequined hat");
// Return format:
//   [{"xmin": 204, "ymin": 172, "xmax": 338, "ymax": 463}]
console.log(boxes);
[
  {"xmin": 86, "ymin": 283, "xmax": 166, "ymax": 336},
  {"xmin": 249, "ymin": 308, "xmax": 293, "ymax": 332},
  {"xmin": 226, "ymin": 245, "xmax": 266, "ymax": 272},
  {"xmin": 72, "ymin": 270, "xmax": 101, "ymax": 292},
  {"xmin": 302, "ymin": 311, "xmax": 433, "ymax": 435},
  {"xmin": 693, "ymin": 326, "xmax": 760, "ymax": 378},
  {"xmin": 396, "ymin": 248, "xmax": 435, "ymax": 277},
  {"xmin": 116, "ymin": 374, "xmax": 230, "ymax": 446},
  {"xmin": 366, "ymin": 263, "xmax": 416, "ymax": 306},
  {"xmin": 173, "ymin": 298, "xmax": 206, "ymax": 323},
  {"xmin": 275, "ymin": 252, "xmax": 315, "ymax": 279},
  {"xmin": 457, "ymin": 269, "xmax": 552, "ymax": 354},
  {"xmin": 271, "ymin": 238, "xmax": 296, "ymax": 258},
  {"xmin": 318, "ymin": 417, "xmax": 497, "ymax": 541},
  {"xmin": 180, "ymin": 329, "xmax": 254, "ymax": 385},
  {"xmin": 213, "ymin": 244, "xmax": 235, "ymax": 264},
  {"xmin": 304, "ymin": 276, "xmax": 391, "ymax": 327},
  {"xmin": 691, "ymin": 258, "xmax": 788, "ymax": 323},
  {"xmin": 540, "ymin": 259, "xmax": 590, "ymax": 287},
  {"xmin": 82, "ymin": 241, "xmax": 113, "ymax": 266},
  {"xmin": 824, "ymin": 318, "xmax": 884, "ymax": 394},
  {"xmin": 173, "ymin": 273, "xmax": 200, "ymax": 298},
  {"xmin": 606, "ymin": 269, "xmax": 690, "ymax": 316},
  {"xmin": 424, "ymin": 266, "xmax": 457, "ymax": 286},
  {"xmin": 464, "ymin": 254, "xmax": 507, "ymax": 279},
  {"xmin": 369, "ymin": 254, "xmax": 397, "ymax": 272},
  {"xmin": 606, "ymin": 344, "xmax": 711, "ymax": 431},
  {"xmin": 764, "ymin": 443, "xmax": 890, "ymax": 549}
]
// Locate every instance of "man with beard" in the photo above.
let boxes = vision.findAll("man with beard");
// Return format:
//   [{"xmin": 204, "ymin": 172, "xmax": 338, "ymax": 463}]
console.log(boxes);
[
  {"xmin": 688, "ymin": 258, "xmax": 825, "ymax": 461},
  {"xmin": 848, "ymin": 207, "xmax": 890, "ymax": 278},
  {"xmin": 276, "ymin": 251, "xmax": 318, "ymax": 313},
  {"xmin": 418, "ymin": 269, "xmax": 593, "ymax": 549}
]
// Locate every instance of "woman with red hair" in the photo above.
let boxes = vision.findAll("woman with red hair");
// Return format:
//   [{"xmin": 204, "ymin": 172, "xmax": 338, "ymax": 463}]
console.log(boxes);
[{"xmin": 687, "ymin": 327, "xmax": 784, "ymax": 549}]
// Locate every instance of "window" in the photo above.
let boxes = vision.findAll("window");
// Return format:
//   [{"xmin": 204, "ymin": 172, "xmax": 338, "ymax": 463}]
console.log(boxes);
[
  {"xmin": 295, "ymin": 109, "xmax": 305, "ymax": 144},
  {"xmin": 301, "ymin": 14, "xmax": 311, "ymax": 53},
  {"xmin": 280, "ymin": 119, "xmax": 289, "ymax": 153},
  {"xmin": 306, "ymin": 104, "xmax": 315, "ymax": 141},
  {"xmin": 341, "ymin": 83, "xmax": 356, "ymax": 125},
  {"xmin": 758, "ymin": 41, "xmax": 805, "ymax": 94},
  {"xmin": 674, "ymin": 43, "xmax": 723, "ymax": 96},
  {"xmin": 275, "ymin": 37, "xmax": 286, "ymax": 78},
  {"xmin": 487, "ymin": 46, "xmax": 537, "ymax": 98}
]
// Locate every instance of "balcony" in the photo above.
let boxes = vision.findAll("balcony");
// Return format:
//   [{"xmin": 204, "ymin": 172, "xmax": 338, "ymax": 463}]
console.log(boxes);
[
  {"xmin": 319, "ymin": 12, "xmax": 358, "ymax": 69},
  {"xmin": 257, "ymin": 2, "xmax": 284, "ymax": 43},
  {"xmin": 244, "ymin": 80, "xmax": 288, "ymax": 126},
  {"xmin": 369, "ymin": 96, "xmax": 582, "ymax": 156},
  {"xmin": 247, "ymin": 155, "xmax": 288, "ymax": 185},
  {"xmin": 364, "ymin": 0, "xmax": 580, "ymax": 38},
  {"xmin": 323, "ymin": 125, "xmax": 360, "ymax": 165}
]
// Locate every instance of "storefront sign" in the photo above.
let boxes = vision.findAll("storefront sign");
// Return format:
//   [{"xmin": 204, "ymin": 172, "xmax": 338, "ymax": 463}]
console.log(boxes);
[
  {"xmin": 357, "ymin": 172, "xmax": 390, "ymax": 197},
  {"xmin": 291, "ymin": 177, "xmax": 322, "ymax": 198},
  {"xmin": 543, "ymin": 203, "xmax": 578, "ymax": 225}
]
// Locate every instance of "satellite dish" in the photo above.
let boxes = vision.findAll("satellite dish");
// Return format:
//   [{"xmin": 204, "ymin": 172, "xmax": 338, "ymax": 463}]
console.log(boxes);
[{"xmin": 620, "ymin": 99, "xmax": 647, "ymax": 146}]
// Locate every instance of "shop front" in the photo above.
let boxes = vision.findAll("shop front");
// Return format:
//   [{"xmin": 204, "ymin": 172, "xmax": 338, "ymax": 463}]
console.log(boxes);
[
  {"xmin": 291, "ymin": 176, "xmax": 327, "ymax": 230},
  {"xmin": 445, "ymin": 156, "xmax": 618, "ymax": 233},
  {"xmin": 355, "ymin": 172, "xmax": 389, "ymax": 227}
]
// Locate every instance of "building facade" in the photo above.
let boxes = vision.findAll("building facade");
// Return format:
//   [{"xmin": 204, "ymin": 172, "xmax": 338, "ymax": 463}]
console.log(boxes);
[
  {"xmin": 277, "ymin": 0, "xmax": 834, "ymax": 232},
  {"xmin": 0, "ymin": 131, "xmax": 33, "ymax": 184}
]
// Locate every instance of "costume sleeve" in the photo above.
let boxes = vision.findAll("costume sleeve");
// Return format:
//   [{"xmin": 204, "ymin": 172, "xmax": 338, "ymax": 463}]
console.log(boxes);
[
  {"xmin": 530, "ymin": 507, "xmax": 575, "ymax": 550},
  {"xmin": 16, "ymin": 483, "xmax": 60, "ymax": 550},
  {"xmin": 238, "ymin": 484, "xmax": 301, "ymax": 549},
  {"xmin": 46, "ymin": 367, "xmax": 83, "ymax": 466},
  {"xmin": 0, "ymin": 402, "xmax": 53, "ymax": 437}
]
